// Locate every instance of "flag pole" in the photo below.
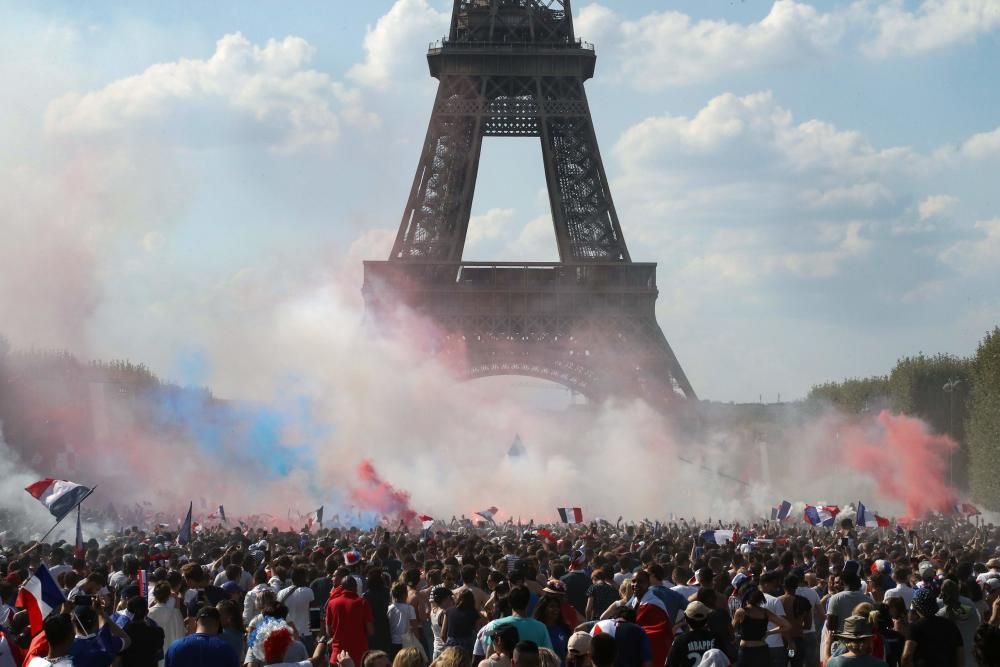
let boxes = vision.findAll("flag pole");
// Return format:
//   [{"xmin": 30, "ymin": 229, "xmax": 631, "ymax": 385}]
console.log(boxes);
[{"xmin": 19, "ymin": 485, "xmax": 98, "ymax": 557}]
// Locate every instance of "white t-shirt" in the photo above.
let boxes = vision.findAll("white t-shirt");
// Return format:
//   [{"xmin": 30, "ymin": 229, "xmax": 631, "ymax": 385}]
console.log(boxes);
[
  {"xmin": 884, "ymin": 584, "xmax": 914, "ymax": 607},
  {"xmin": 764, "ymin": 594, "xmax": 785, "ymax": 649},
  {"xmin": 388, "ymin": 602, "xmax": 417, "ymax": 644},
  {"xmin": 671, "ymin": 584, "xmax": 697, "ymax": 599},
  {"xmin": 795, "ymin": 585, "xmax": 821, "ymax": 635},
  {"xmin": 27, "ymin": 658, "xmax": 75, "ymax": 666},
  {"xmin": 278, "ymin": 586, "xmax": 316, "ymax": 637},
  {"xmin": 267, "ymin": 662, "xmax": 311, "ymax": 667}
]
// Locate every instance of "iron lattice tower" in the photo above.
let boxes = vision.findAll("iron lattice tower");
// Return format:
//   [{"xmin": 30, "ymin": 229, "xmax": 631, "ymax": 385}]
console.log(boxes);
[{"xmin": 363, "ymin": 0, "xmax": 697, "ymax": 403}]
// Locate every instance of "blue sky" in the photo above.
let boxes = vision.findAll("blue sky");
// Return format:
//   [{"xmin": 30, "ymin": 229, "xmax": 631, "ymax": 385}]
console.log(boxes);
[{"xmin": 1, "ymin": 0, "xmax": 999, "ymax": 403}]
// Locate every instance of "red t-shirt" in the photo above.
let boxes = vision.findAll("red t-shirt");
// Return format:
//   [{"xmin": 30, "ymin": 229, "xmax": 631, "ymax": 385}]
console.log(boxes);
[{"xmin": 325, "ymin": 589, "xmax": 373, "ymax": 664}]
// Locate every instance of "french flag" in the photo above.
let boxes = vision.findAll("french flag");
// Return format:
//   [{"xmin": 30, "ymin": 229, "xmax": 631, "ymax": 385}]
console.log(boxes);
[
  {"xmin": 15, "ymin": 564, "xmax": 66, "ymax": 636},
  {"xmin": 418, "ymin": 514, "xmax": 435, "ymax": 530},
  {"xmin": 557, "ymin": 507, "xmax": 584, "ymax": 524},
  {"xmin": 476, "ymin": 507, "xmax": 499, "ymax": 523},
  {"xmin": 776, "ymin": 500, "xmax": 792, "ymax": 521},
  {"xmin": 701, "ymin": 529, "xmax": 734, "ymax": 545},
  {"xmin": 24, "ymin": 479, "xmax": 92, "ymax": 522},
  {"xmin": 804, "ymin": 505, "xmax": 840, "ymax": 527}
]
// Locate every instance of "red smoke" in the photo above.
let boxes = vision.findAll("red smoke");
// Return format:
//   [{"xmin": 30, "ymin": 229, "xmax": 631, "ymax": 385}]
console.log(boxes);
[
  {"xmin": 840, "ymin": 410, "xmax": 956, "ymax": 518},
  {"xmin": 350, "ymin": 459, "xmax": 417, "ymax": 523}
]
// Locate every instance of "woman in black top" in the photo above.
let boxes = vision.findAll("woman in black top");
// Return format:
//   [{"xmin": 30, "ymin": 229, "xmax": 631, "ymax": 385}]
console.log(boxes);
[
  {"xmin": 441, "ymin": 589, "xmax": 480, "ymax": 656},
  {"xmin": 732, "ymin": 586, "xmax": 790, "ymax": 667}
]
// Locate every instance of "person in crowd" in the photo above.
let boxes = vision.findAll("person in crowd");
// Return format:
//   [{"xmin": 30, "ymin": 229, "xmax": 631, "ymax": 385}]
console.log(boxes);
[
  {"xmin": 388, "ymin": 582, "xmax": 421, "ymax": 660},
  {"xmin": 327, "ymin": 574, "xmax": 375, "ymax": 664},
  {"xmin": 586, "ymin": 570, "xmax": 619, "ymax": 622},
  {"xmin": 27, "ymin": 614, "xmax": 75, "ymax": 667},
  {"xmin": 666, "ymin": 601, "xmax": 724, "ymax": 667},
  {"xmin": 165, "ymin": 606, "xmax": 239, "ymax": 667},
  {"xmin": 531, "ymin": 593, "xmax": 571, "ymax": 661},
  {"xmin": 442, "ymin": 590, "xmax": 479, "ymax": 657},
  {"xmin": 900, "ymin": 588, "xmax": 963, "ymax": 667},
  {"xmin": 121, "ymin": 596, "xmax": 166, "ymax": 667},
  {"xmin": 366, "ymin": 568, "xmax": 393, "ymax": 654},
  {"xmin": 70, "ymin": 596, "xmax": 132, "ymax": 667},
  {"xmin": 279, "ymin": 567, "xmax": 317, "ymax": 653},
  {"xmin": 937, "ymin": 579, "xmax": 979, "ymax": 667},
  {"xmin": 732, "ymin": 585, "xmax": 791, "ymax": 667},
  {"xmin": 826, "ymin": 615, "xmax": 887, "ymax": 667}
]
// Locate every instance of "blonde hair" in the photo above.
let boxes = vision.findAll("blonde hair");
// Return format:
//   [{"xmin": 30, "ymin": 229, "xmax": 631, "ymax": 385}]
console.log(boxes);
[
  {"xmin": 430, "ymin": 647, "xmax": 469, "ymax": 667},
  {"xmin": 844, "ymin": 639, "xmax": 871, "ymax": 655},
  {"xmin": 538, "ymin": 648, "xmax": 560, "ymax": 667},
  {"xmin": 851, "ymin": 602, "xmax": 874, "ymax": 617},
  {"xmin": 394, "ymin": 647, "xmax": 428, "ymax": 667},
  {"xmin": 619, "ymin": 578, "xmax": 634, "ymax": 601}
]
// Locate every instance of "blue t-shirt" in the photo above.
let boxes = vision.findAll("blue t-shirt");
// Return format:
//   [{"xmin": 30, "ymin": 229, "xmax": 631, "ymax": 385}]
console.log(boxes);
[
  {"xmin": 70, "ymin": 625, "xmax": 126, "ymax": 667},
  {"xmin": 165, "ymin": 632, "xmax": 240, "ymax": 667}
]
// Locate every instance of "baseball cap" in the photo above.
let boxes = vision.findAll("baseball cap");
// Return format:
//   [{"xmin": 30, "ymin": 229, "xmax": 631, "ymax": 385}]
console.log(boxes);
[
  {"xmin": 567, "ymin": 632, "xmax": 592, "ymax": 654},
  {"xmin": 684, "ymin": 601, "xmax": 712, "ymax": 622},
  {"xmin": 918, "ymin": 560, "xmax": 935, "ymax": 578},
  {"xmin": 985, "ymin": 577, "xmax": 1000, "ymax": 592}
]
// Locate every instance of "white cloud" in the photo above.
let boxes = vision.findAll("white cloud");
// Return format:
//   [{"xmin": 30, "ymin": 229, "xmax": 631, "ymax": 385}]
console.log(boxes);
[
  {"xmin": 347, "ymin": 0, "xmax": 450, "ymax": 89},
  {"xmin": 615, "ymin": 91, "xmax": 919, "ymax": 178},
  {"xmin": 960, "ymin": 126, "xmax": 1000, "ymax": 159},
  {"xmin": 940, "ymin": 218, "xmax": 1000, "ymax": 272},
  {"xmin": 578, "ymin": 0, "xmax": 1000, "ymax": 89},
  {"xmin": 918, "ymin": 194, "xmax": 958, "ymax": 220},
  {"xmin": 46, "ymin": 33, "xmax": 374, "ymax": 152},
  {"xmin": 614, "ymin": 1, "xmax": 846, "ymax": 88},
  {"xmin": 801, "ymin": 183, "xmax": 894, "ymax": 210},
  {"xmin": 863, "ymin": 0, "xmax": 1000, "ymax": 57},
  {"xmin": 466, "ymin": 208, "xmax": 516, "ymax": 246}
]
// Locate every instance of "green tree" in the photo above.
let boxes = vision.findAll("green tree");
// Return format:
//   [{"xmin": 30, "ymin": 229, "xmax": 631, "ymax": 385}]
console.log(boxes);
[
  {"xmin": 807, "ymin": 376, "xmax": 890, "ymax": 414},
  {"xmin": 968, "ymin": 327, "xmax": 1000, "ymax": 510}
]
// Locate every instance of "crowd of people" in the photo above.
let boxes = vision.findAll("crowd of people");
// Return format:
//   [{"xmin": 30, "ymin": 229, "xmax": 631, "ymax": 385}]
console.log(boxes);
[{"xmin": 1, "ymin": 515, "xmax": 1000, "ymax": 667}]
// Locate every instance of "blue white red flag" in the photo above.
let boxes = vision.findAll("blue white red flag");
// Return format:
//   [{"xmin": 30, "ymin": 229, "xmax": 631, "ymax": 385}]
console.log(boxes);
[
  {"xmin": 557, "ymin": 507, "xmax": 584, "ymax": 524},
  {"xmin": 219, "ymin": 505, "xmax": 227, "ymax": 523},
  {"xmin": 418, "ymin": 514, "xmax": 435, "ymax": 530},
  {"xmin": 24, "ymin": 479, "xmax": 91, "ymax": 522},
  {"xmin": 701, "ymin": 529, "xmax": 734, "ymax": 545},
  {"xmin": 15, "ymin": 564, "xmax": 66, "ymax": 636},
  {"xmin": 804, "ymin": 505, "xmax": 840, "ymax": 527},
  {"xmin": 777, "ymin": 500, "xmax": 792, "ymax": 521}
]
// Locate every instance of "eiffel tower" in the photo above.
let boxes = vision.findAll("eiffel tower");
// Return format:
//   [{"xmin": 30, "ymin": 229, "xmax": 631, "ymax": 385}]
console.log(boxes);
[{"xmin": 363, "ymin": 0, "xmax": 696, "ymax": 404}]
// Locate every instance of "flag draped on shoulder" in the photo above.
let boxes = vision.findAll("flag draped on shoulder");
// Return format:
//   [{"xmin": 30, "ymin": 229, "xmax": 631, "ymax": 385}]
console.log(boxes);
[
  {"xmin": 16, "ymin": 564, "xmax": 66, "ymax": 636},
  {"xmin": 557, "ymin": 507, "xmax": 584, "ymax": 524},
  {"xmin": 24, "ymin": 479, "xmax": 91, "ymax": 522},
  {"xmin": 177, "ymin": 501, "xmax": 193, "ymax": 545}
]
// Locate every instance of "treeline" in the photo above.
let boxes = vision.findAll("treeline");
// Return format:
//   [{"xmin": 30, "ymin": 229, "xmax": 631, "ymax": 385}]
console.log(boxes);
[{"xmin": 808, "ymin": 327, "xmax": 1000, "ymax": 509}]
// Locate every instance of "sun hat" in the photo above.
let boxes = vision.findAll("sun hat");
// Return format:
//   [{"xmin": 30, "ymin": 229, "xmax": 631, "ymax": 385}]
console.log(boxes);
[
  {"xmin": 684, "ymin": 601, "xmax": 712, "ymax": 622},
  {"xmin": 836, "ymin": 615, "xmax": 875, "ymax": 640}
]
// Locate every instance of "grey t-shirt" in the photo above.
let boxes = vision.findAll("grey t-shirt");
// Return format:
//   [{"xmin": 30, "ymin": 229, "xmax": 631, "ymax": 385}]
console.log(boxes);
[{"xmin": 826, "ymin": 590, "xmax": 873, "ymax": 632}]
